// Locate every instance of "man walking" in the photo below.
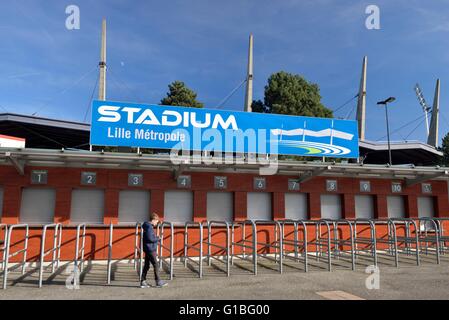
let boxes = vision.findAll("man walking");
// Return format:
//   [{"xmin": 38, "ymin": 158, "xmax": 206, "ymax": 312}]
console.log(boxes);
[{"xmin": 140, "ymin": 213, "xmax": 167, "ymax": 288}]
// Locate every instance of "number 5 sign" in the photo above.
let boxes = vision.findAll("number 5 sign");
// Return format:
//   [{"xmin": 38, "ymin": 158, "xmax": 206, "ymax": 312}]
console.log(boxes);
[{"xmin": 214, "ymin": 176, "xmax": 227, "ymax": 189}]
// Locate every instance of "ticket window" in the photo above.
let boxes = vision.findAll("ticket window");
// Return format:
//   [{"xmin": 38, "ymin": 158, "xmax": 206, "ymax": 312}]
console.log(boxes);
[
  {"xmin": 320, "ymin": 195, "xmax": 342, "ymax": 220},
  {"xmin": 418, "ymin": 196, "xmax": 436, "ymax": 231},
  {"xmin": 164, "ymin": 191, "xmax": 193, "ymax": 223},
  {"xmin": 71, "ymin": 189, "xmax": 105, "ymax": 223},
  {"xmin": 247, "ymin": 192, "xmax": 272, "ymax": 221},
  {"xmin": 355, "ymin": 195, "xmax": 375, "ymax": 219},
  {"xmin": 207, "ymin": 192, "xmax": 233, "ymax": 222},
  {"xmin": 387, "ymin": 196, "xmax": 406, "ymax": 218},
  {"xmin": 20, "ymin": 188, "xmax": 56, "ymax": 223},
  {"xmin": 118, "ymin": 190, "xmax": 150, "ymax": 224},
  {"xmin": 285, "ymin": 193, "xmax": 308, "ymax": 220}
]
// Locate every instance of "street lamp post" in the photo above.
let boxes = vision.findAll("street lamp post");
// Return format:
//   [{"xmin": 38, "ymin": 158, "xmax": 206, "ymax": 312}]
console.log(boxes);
[{"xmin": 377, "ymin": 97, "xmax": 396, "ymax": 165}]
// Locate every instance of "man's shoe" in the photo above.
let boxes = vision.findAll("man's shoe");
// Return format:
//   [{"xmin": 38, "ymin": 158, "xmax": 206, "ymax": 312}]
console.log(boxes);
[
  {"xmin": 155, "ymin": 280, "xmax": 168, "ymax": 288},
  {"xmin": 140, "ymin": 280, "xmax": 150, "ymax": 288}
]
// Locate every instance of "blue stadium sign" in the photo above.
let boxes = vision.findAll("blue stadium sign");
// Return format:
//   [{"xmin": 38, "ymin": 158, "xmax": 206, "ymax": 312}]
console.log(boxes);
[{"xmin": 91, "ymin": 100, "xmax": 359, "ymax": 158}]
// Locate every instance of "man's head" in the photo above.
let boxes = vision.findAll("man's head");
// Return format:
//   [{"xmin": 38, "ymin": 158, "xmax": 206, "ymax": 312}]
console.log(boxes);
[{"xmin": 150, "ymin": 212, "xmax": 160, "ymax": 226}]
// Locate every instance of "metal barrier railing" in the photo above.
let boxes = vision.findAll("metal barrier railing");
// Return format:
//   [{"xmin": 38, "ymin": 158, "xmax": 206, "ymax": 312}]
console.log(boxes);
[
  {"xmin": 184, "ymin": 222, "xmax": 203, "ymax": 278},
  {"xmin": 416, "ymin": 218, "xmax": 440, "ymax": 264},
  {"xmin": 0, "ymin": 217, "xmax": 446, "ymax": 289},
  {"xmin": 231, "ymin": 220, "xmax": 257, "ymax": 275},
  {"xmin": 388, "ymin": 218, "xmax": 420, "ymax": 267},
  {"xmin": 0, "ymin": 224, "xmax": 8, "ymax": 272},
  {"xmin": 326, "ymin": 219, "xmax": 355, "ymax": 271},
  {"xmin": 73, "ymin": 223, "xmax": 86, "ymax": 287},
  {"xmin": 353, "ymin": 219, "xmax": 378, "ymax": 266},
  {"xmin": 308, "ymin": 220, "xmax": 332, "ymax": 271},
  {"xmin": 370, "ymin": 219, "xmax": 398, "ymax": 267},
  {"xmin": 38, "ymin": 223, "xmax": 63, "ymax": 288},
  {"xmin": 107, "ymin": 223, "xmax": 113, "ymax": 284},
  {"xmin": 158, "ymin": 222, "xmax": 174, "ymax": 280},
  {"xmin": 434, "ymin": 218, "xmax": 449, "ymax": 255},
  {"xmin": 203, "ymin": 221, "xmax": 231, "ymax": 277},
  {"xmin": 279, "ymin": 220, "xmax": 308, "ymax": 272},
  {"xmin": 133, "ymin": 223, "xmax": 143, "ymax": 281},
  {"xmin": 2, "ymin": 224, "xmax": 29, "ymax": 290},
  {"xmin": 254, "ymin": 220, "xmax": 283, "ymax": 274}
]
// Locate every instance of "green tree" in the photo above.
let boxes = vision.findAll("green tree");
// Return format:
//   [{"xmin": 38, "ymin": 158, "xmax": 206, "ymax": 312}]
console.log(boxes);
[
  {"xmin": 252, "ymin": 71, "xmax": 332, "ymax": 118},
  {"xmin": 160, "ymin": 81, "xmax": 203, "ymax": 108},
  {"xmin": 439, "ymin": 132, "xmax": 449, "ymax": 166}
]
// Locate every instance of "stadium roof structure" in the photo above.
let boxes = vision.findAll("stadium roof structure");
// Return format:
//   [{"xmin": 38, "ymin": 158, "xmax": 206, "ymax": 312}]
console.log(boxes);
[
  {"xmin": 0, "ymin": 113, "xmax": 90, "ymax": 150},
  {"xmin": 359, "ymin": 140, "xmax": 443, "ymax": 166}
]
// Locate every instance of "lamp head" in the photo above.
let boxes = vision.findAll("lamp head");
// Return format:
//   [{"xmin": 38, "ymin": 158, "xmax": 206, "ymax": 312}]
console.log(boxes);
[{"xmin": 377, "ymin": 97, "xmax": 396, "ymax": 105}]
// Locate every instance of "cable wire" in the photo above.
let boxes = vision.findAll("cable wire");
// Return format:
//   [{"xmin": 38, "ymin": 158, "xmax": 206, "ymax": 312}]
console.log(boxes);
[
  {"xmin": 333, "ymin": 94, "xmax": 358, "ymax": 114},
  {"xmin": 376, "ymin": 114, "xmax": 427, "ymax": 141},
  {"xmin": 0, "ymin": 104, "xmax": 9, "ymax": 113},
  {"xmin": 344, "ymin": 103, "xmax": 357, "ymax": 120},
  {"xmin": 83, "ymin": 72, "xmax": 100, "ymax": 123},
  {"xmin": 215, "ymin": 79, "xmax": 247, "ymax": 109},
  {"xmin": 404, "ymin": 117, "xmax": 426, "ymax": 140},
  {"xmin": 16, "ymin": 123, "xmax": 67, "ymax": 148},
  {"xmin": 32, "ymin": 67, "xmax": 97, "ymax": 116},
  {"xmin": 108, "ymin": 67, "xmax": 146, "ymax": 102}
]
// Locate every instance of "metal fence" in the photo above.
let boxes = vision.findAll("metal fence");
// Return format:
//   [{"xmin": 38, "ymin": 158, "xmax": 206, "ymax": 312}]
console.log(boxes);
[
  {"xmin": 0, "ymin": 224, "xmax": 8, "ymax": 272},
  {"xmin": 434, "ymin": 218, "xmax": 449, "ymax": 255},
  {"xmin": 2, "ymin": 224, "xmax": 29, "ymax": 289},
  {"xmin": 38, "ymin": 223, "xmax": 63, "ymax": 288},
  {"xmin": 107, "ymin": 223, "xmax": 113, "ymax": 284},
  {"xmin": 158, "ymin": 222, "xmax": 174, "ymax": 280},
  {"xmin": 133, "ymin": 223, "xmax": 143, "ymax": 281},
  {"xmin": 0, "ymin": 217, "xmax": 448, "ymax": 289},
  {"xmin": 231, "ymin": 220, "xmax": 257, "ymax": 275},
  {"xmin": 72, "ymin": 223, "xmax": 86, "ymax": 288},
  {"xmin": 353, "ymin": 219, "xmax": 378, "ymax": 266},
  {"xmin": 280, "ymin": 220, "xmax": 308, "ymax": 272},
  {"xmin": 254, "ymin": 220, "xmax": 283, "ymax": 274},
  {"xmin": 203, "ymin": 221, "xmax": 231, "ymax": 277},
  {"xmin": 184, "ymin": 222, "xmax": 203, "ymax": 278}
]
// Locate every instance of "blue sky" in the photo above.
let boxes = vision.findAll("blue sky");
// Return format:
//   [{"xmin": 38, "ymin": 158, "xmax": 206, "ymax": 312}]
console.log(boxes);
[{"xmin": 1, "ymin": 0, "xmax": 449, "ymax": 143}]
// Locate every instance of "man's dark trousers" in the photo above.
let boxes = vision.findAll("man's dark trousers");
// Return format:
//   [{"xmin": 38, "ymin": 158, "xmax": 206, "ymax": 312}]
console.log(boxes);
[{"xmin": 142, "ymin": 249, "xmax": 160, "ymax": 282}]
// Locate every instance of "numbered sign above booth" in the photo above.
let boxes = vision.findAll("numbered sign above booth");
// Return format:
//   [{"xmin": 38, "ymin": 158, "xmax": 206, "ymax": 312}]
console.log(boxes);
[
  {"xmin": 81, "ymin": 172, "xmax": 97, "ymax": 186},
  {"xmin": 177, "ymin": 175, "xmax": 191, "ymax": 188},
  {"xmin": 214, "ymin": 176, "xmax": 228, "ymax": 189},
  {"xmin": 128, "ymin": 174, "xmax": 143, "ymax": 187},
  {"xmin": 31, "ymin": 170, "xmax": 48, "ymax": 185}
]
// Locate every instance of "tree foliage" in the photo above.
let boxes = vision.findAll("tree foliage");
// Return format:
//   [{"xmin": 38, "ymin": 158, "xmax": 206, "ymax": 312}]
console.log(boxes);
[
  {"xmin": 439, "ymin": 132, "xmax": 449, "ymax": 166},
  {"xmin": 252, "ymin": 71, "xmax": 332, "ymax": 118},
  {"xmin": 160, "ymin": 81, "xmax": 203, "ymax": 108}
]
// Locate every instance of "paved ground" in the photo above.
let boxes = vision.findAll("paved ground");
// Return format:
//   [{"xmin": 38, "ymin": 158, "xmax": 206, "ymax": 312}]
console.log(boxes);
[{"xmin": 1, "ymin": 253, "xmax": 448, "ymax": 300}]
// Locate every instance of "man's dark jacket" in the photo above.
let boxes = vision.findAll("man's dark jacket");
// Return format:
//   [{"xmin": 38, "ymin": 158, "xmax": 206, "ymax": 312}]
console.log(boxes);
[{"xmin": 142, "ymin": 221, "xmax": 158, "ymax": 253}]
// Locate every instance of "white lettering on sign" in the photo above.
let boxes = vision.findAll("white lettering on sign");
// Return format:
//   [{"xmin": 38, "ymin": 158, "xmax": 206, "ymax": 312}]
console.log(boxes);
[{"xmin": 97, "ymin": 105, "xmax": 239, "ymax": 130}]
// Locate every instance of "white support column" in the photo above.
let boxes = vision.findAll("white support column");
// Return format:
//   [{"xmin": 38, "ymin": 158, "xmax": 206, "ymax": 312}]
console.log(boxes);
[
  {"xmin": 244, "ymin": 34, "xmax": 254, "ymax": 112},
  {"xmin": 356, "ymin": 56, "xmax": 367, "ymax": 141},
  {"xmin": 427, "ymin": 79, "xmax": 440, "ymax": 148},
  {"xmin": 98, "ymin": 19, "xmax": 107, "ymax": 101},
  {"xmin": 91, "ymin": 19, "xmax": 107, "ymax": 153}
]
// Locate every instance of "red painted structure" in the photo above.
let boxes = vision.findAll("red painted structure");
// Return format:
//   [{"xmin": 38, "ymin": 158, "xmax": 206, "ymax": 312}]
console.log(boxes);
[{"xmin": 0, "ymin": 162, "xmax": 448, "ymax": 263}]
